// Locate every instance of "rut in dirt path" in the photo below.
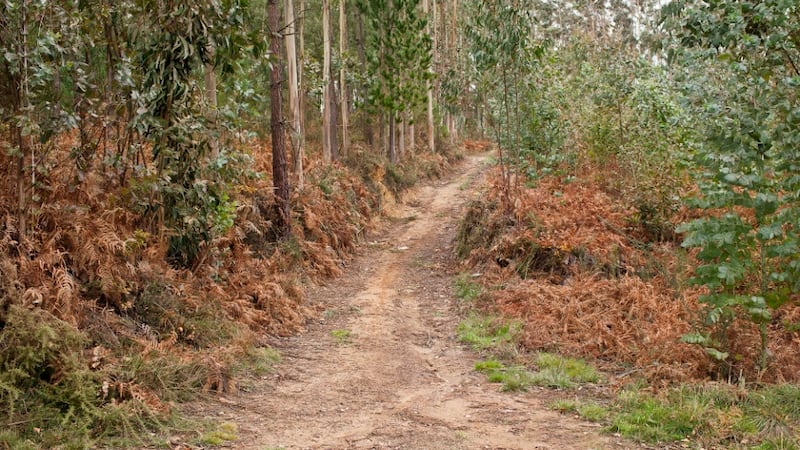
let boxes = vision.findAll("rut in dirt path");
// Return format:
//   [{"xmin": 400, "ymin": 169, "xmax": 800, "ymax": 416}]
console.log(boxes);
[{"xmin": 188, "ymin": 155, "xmax": 617, "ymax": 450}]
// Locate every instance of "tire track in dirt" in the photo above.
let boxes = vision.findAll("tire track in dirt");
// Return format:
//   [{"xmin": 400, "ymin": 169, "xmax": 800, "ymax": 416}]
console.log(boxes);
[{"xmin": 187, "ymin": 155, "xmax": 617, "ymax": 449}]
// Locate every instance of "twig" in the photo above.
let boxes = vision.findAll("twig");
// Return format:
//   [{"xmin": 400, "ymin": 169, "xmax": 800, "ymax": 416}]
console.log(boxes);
[{"xmin": 598, "ymin": 216, "xmax": 647, "ymax": 248}]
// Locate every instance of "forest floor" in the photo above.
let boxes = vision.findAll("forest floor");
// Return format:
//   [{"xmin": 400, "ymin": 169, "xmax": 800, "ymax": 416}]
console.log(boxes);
[{"xmin": 182, "ymin": 155, "xmax": 637, "ymax": 450}]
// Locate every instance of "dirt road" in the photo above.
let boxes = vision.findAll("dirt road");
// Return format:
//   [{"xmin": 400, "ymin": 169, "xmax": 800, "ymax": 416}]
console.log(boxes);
[{"xmin": 190, "ymin": 155, "xmax": 615, "ymax": 449}]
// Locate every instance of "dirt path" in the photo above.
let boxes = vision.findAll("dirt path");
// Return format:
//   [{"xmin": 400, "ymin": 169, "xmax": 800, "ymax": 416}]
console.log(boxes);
[{"xmin": 189, "ymin": 155, "xmax": 616, "ymax": 449}]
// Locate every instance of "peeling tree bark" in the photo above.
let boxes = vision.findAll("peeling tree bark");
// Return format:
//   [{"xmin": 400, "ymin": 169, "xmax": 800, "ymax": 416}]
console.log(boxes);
[
  {"xmin": 423, "ymin": 0, "xmax": 435, "ymax": 152},
  {"xmin": 339, "ymin": 0, "xmax": 349, "ymax": 157},
  {"xmin": 322, "ymin": 0, "xmax": 334, "ymax": 163},
  {"xmin": 285, "ymin": 0, "xmax": 304, "ymax": 189}
]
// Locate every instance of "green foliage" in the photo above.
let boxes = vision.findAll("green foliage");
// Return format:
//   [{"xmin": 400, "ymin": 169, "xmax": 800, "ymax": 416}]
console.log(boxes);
[
  {"xmin": 0, "ymin": 307, "xmax": 99, "ymax": 443},
  {"xmin": 465, "ymin": 0, "xmax": 544, "ymax": 189},
  {"xmin": 355, "ymin": 0, "xmax": 432, "ymax": 120},
  {"xmin": 0, "ymin": 306, "xmax": 170, "ymax": 448},
  {"xmin": 131, "ymin": 282, "xmax": 239, "ymax": 348},
  {"xmin": 665, "ymin": 0, "xmax": 800, "ymax": 374},
  {"xmin": 384, "ymin": 163, "xmax": 418, "ymax": 195},
  {"xmin": 234, "ymin": 347, "xmax": 281, "ymax": 378},
  {"xmin": 130, "ymin": 1, "xmax": 240, "ymax": 267}
]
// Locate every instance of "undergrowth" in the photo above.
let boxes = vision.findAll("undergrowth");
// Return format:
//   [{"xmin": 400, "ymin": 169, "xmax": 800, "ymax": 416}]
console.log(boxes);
[
  {"xmin": 454, "ymin": 162, "xmax": 800, "ymax": 449},
  {"xmin": 604, "ymin": 383, "xmax": 800, "ymax": 448},
  {"xmin": 453, "ymin": 273, "xmax": 482, "ymax": 302},
  {"xmin": 0, "ymin": 136, "xmax": 464, "ymax": 448}
]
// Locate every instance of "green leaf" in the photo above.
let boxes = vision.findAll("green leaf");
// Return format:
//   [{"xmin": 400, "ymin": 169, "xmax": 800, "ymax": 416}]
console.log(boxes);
[{"xmin": 704, "ymin": 347, "xmax": 729, "ymax": 361}]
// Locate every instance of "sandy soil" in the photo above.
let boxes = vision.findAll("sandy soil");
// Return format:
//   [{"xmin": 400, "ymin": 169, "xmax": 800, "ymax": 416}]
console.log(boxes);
[{"xmin": 185, "ymin": 155, "xmax": 627, "ymax": 450}]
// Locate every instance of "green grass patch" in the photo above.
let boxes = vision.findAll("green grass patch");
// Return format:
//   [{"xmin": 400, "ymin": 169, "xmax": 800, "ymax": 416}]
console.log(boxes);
[
  {"xmin": 530, "ymin": 353, "xmax": 602, "ymax": 388},
  {"xmin": 457, "ymin": 314, "xmax": 520, "ymax": 353},
  {"xmin": 330, "ymin": 329, "xmax": 352, "ymax": 345},
  {"xmin": 605, "ymin": 383, "xmax": 800, "ymax": 447},
  {"xmin": 549, "ymin": 398, "xmax": 579, "ymax": 413},
  {"xmin": 549, "ymin": 398, "xmax": 609, "ymax": 422},
  {"xmin": 578, "ymin": 402, "xmax": 610, "ymax": 422},
  {"xmin": 198, "ymin": 422, "xmax": 238, "ymax": 446},
  {"xmin": 474, "ymin": 359, "xmax": 533, "ymax": 392},
  {"xmin": 454, "ymin": 274, "xmax": 482, "ymax": 302},
  {"xmin": 235, "ymin": 346, "xmax": 281, "ymax": 378},
  {"xmin": 608, "ymin": 389, "xmax": 708, "ymax": 443}
]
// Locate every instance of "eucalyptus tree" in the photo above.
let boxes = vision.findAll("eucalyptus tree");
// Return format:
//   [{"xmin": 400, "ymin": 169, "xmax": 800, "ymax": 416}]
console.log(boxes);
[
  {"xmin": 464, "ymin": 0, "xmax": 539, "ymax": 210},
  {"xmin": 355, "ymin": 0, "xmax": 432, "ymax": 162},
  {"xmin": 423, "ymin": 0, "xmax": 435, "ymax": 151},
  {"xmin": 322, "ymin": 0, "xmax": 335, "ymax": 162},
  {"xmin": 665, "ymin": 0, "xmax": 800, "ymax": 374},
  {"xmin": 0, "ymin": 0, "xmax": 91, "ymax": 236},
  {"xmin": 285, "ymin": 0, "xmax": 304, "ymax": 188},
  {"xmin": 339, "ymin": 0, "xmax": 350, "ymax": 156}
]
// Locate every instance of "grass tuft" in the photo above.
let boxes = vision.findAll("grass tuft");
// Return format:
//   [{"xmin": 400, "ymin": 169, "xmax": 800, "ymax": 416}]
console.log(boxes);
[
  {"xmin": 199, "ymin": 422, "xmax": 238, "ymax": 446},
  {"xmin": 530, "ymin": 353, "xmax": 602, "ymax": 388},
  {"xmin": 330, "ymin": 329, "xmax": 352, "ymax": 345},
  {"xmin": 474, "ymin": 359, "xmax": 533, "ymax": 392},
  {"xmin": 454, "ymin": 274, "xmax": 482, "ymax": 302},
  {"xmin": 457, "ymin": 314, "xmax": 520, "ymax": 354},
  {"xmin": 578, "ymin": 402, "xmax": 610, "ymax": 422}
]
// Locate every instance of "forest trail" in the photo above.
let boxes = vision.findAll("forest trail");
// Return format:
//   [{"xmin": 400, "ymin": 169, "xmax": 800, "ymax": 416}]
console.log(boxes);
[{"xmin": 187, "ymin": 155, "xmax": 615, "ymax": 449}]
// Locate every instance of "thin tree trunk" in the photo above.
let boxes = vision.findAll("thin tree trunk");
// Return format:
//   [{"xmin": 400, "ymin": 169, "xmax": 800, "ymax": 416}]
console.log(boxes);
[
  {"xmin": 17, "ymin": 0, "xmax": 30, "ymax": 237},
  {"xmin": 355, "ymin": 12, "xmax": 373, "ymax": 148},
  {"xmin": 399, "ymin": 114, "xmax": 405, "ymax": 158},
  {"xmin": 339, "ymin": 0, "xmax": 349, "ymax": 157},
  {"xmin": 322, "ymin": 0, "xmax": 333, "ymax": 162},
  {"xmin": 204, "ymin": 43, "xmax": 219, "ymax": 159},
  {"xmin": 379, "ymin": 113, "xmax": 386, "ymax": 155},
  {"xmin": 329, "ymin": 74, "xmax": 339, "ymax": 161},
  {"xmin": 409, "ymin": 122, "xmax": 415, "ymax": 151},
  {"xmin": 269, "ymin": 0, "xmax": 291, "ymax": 239},
  {"xmin": 298, "ymin": 0, "xmax": 307, "ymax": 186},
  {"xmin": 285, "ymin": 0, "xmax": 304, "ymax": 188},
  {"xmin": 423, "ymin": 0, "xmax": 435, "ymax": 152},
  {"xmin": 389, "ymin": 113, "xmax": 396, "ymax": 163}
]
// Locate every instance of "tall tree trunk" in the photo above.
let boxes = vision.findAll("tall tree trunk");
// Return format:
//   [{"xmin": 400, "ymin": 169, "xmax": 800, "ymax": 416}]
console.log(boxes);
[
  {"xmin": 329, "ymin": 74, "xmax": 339, "ymax": 161},
  {"xmin": 16, "ymin": 0, "xmax": 30, "ymax": 238},
  {"xmin": 379, "ymin": 113, "xmax": 386, "ymax": 155},
  {"xmin": 339, "ymin": 0, "xmax": 349, "ymax": 157},
  {"xmin": 355, "ymin": 12, "xmax": 373, "ymax": 148},
  {"xmin": 423, "ymin": 0, "xmax": 435, "ymax": 152},
  {"xmin": 204, "ymin": 43, "xmax": 219, "ymax": 159},
  {"xmin": 322, "ymin": 0, "xmax": 334, "ymax": 162},
  {"xmin": 409, "ymin": 121, "xmax": 415, "ymax": 151},
  {"xmin": 399, "ymin": 113, "xmax": 405, "ymax": 158},
  {"xmin": 269, "ymin": 0, "xmax": 291, "ymax": 239},
  {"xmin": 298, "ymin": 0, "xmax": 307, "ymax": 185},
  {"xmin": 388, "ymin": 112, "xmax": 396, "ymax": 163},
  {"xmin": 285, "ymin": 0, "xmax": 304, "ymax": 188}
]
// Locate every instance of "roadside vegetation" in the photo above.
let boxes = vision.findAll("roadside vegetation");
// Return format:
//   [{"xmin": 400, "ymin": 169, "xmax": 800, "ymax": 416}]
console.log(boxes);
[
  {"xmin": 454, "ymin": 0, "xmax": 800, "ymax": 448},
  {"xmin": 1, "ymin": 0, "xmax": 799, "ymax": 447},
  {"xmin": 0, "ymin": 0, "xmax": 466, "ymax": 447}
]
